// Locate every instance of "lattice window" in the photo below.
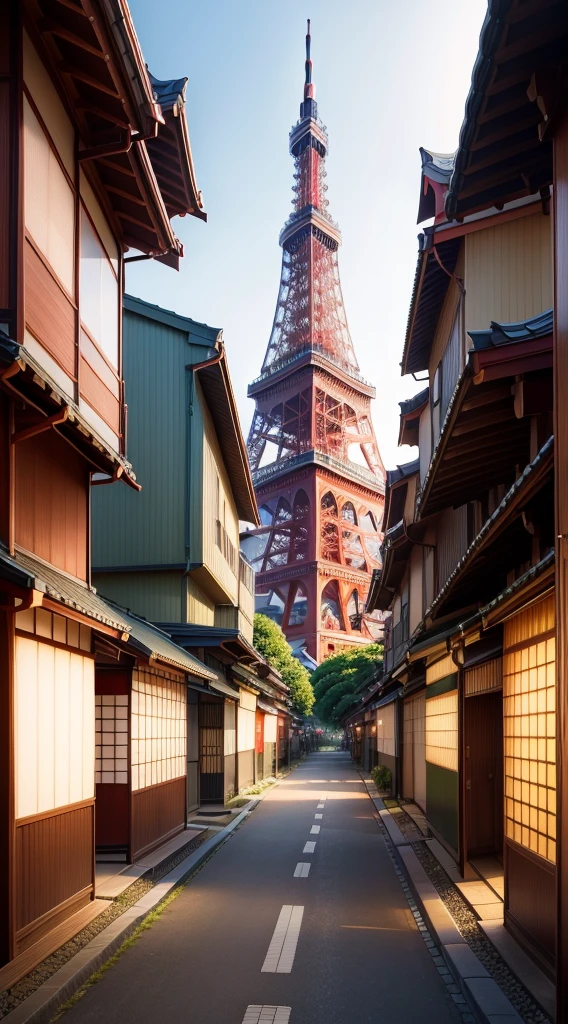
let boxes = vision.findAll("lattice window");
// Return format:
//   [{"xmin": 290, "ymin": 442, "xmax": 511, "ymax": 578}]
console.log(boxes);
[
  {"xmin": 425, "ymin": 691, "xmax": 458, "ymax": 771},
  {"xmin": 503, "ymin": 594, "xmax": 556, "ymax": 862},
  {"xmin": 95, "ymin": 694, "xmax": 128, "ymax": 784},
  {"xmin": 131, "ymin": 668, "xmax": 186, "ymax": 792}
]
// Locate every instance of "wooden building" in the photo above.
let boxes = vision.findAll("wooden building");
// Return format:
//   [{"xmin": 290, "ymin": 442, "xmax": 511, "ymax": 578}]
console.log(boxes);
[
  {"xmin": 91, "ymin": 296, "xmax": 292, "ymax": 803},
  {"xmin": 93, "ymin": 604, "xmax": 218, "ymax": 861},
  {"xmin": 366, "ymin": 130, "xmax": 555, "ymax": 974},
  {"xmin": 0, "ymin": 0, "xmax": 204, "ymax": 971}
]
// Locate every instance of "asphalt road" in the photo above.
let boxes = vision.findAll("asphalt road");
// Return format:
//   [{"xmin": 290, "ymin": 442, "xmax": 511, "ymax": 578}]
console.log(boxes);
[{"xmin": 65, "ymin": 752, "xmax": 463, "ymax": 1024}]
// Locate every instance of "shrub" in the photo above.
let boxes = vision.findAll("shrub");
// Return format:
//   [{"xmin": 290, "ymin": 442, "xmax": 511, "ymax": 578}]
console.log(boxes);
[{"xmin": 371, "ymin": 764, "xmax": 392, "ymax": 793}]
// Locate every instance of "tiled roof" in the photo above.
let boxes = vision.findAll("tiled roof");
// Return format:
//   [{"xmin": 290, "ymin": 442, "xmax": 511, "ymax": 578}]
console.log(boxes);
[
  {"xmin": 102, "ymin": 602, "xmax": 216, "ymax": 679},
  {"xmin": 399, "ymin": 388, "xmax": 429, "ymax": 417},
  {"xmin": 8, "ymin": 549, "xmax": 131, "ymax": 631},
  {"xmin": 469, "ymin": 309, "xmax": 553, "ymax": 350},
  {"xmin": 386, "ymin": 459, "xmax": 420, "ymax": 488}
]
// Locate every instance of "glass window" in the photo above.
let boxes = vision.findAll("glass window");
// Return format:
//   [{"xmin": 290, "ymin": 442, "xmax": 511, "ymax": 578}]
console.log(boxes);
[
  {"xmin": 80, "ymin": 207, "xmax": 119, "ymax": 367},
  {"xmin": 240, "ymin": 531, "xmax": 269, "ymax": 565},
  {"xmin": 342, "ymin": 530, "xmax": 367, "ymax": 571},
  {"xmin": 289, "ymin": 582, "xmax": 308, "ymax": 626},
  {"xmin": 321, "ymin": 491, "xmax": 338, "ymax": 515},
  {"xmin": 320, "ymin": 581, "xmax": 345, "ymax": 631},
  {"xmin": 360, "ymin": 510, "xmax": 376, "ymax": 532},
  {"xmin": 255, "ymin": 588, "xmax": 285, "ymax": 626},
  {"xmin": 341, "ymin": 501, "xmax": 357, "ymax": 524}
]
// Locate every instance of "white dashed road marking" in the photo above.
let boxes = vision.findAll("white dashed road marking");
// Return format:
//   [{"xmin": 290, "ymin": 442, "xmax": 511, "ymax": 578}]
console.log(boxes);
[
  {"xmin": 303, "ymin": 841, "xmax": 316, "ymax": 853},
  {"xmin": 242, "ymin": 1007, "xmax": 291, "ymax": 1023},
  {"xmin": 314, "ymin": 813, "xmax": 323, "ymax": 819},
  {"xmin": 317, "ymin": 803, "xmax": 324, "ymax": 808},
  {"xmin": 262, "ymin": 905, "xmax": 304, "ymax": 973},
  {"xmin": 310, "ymin": 825, "xmax": 320, "ymax": 834},
  {"xmin": 293, "ymin": 862, "xmax": 311, "ymax": 878}
]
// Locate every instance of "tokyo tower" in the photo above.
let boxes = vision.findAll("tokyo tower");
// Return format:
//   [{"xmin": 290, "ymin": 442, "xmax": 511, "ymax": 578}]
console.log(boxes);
[{"xmin": 242, "ymin": 22, "xmax": 385, "ymax": 663}]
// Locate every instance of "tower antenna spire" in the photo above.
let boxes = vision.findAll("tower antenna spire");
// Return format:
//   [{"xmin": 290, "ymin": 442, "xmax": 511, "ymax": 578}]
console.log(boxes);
[{"xmin": 304, "ymin": 18, "xmax": 314, "ymax": 101}]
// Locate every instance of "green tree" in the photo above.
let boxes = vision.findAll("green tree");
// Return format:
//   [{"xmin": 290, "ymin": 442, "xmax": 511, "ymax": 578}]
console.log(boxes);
[
  {"xmin": 312, "ymin": 643, "xmax": 383, "ymax": 725},
  {"xmin": 253, "ymin": 613, "xmax": 315, "ymax": 715}
]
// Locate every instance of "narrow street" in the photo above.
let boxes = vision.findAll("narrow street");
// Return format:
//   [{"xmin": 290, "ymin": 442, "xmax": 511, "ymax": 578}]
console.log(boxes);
[{"xmin": 63, "ymin": 753, "xmax": 463, "ymax": 1024}]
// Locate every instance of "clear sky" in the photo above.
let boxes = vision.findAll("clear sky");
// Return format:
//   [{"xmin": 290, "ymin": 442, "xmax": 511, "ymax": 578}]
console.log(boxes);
[{"xmin": 127, "ymin": 0, "xmax": 488, "ymax": 470}]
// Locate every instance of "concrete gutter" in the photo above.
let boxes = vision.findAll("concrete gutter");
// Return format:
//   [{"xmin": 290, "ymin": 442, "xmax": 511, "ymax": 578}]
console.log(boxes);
[
  {"xmin": 362, "ymin": 776, "xmax": 524, "ymax": 1024},
  {"xmin": 3, "ymin": 806, "xmax": 254, "ymax": 1024}
]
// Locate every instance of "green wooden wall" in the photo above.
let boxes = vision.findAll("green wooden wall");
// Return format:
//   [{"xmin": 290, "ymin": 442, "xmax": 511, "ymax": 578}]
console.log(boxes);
[{"xmin": 91, "ymin": 295, "xmax": 220, "ymax": 616}]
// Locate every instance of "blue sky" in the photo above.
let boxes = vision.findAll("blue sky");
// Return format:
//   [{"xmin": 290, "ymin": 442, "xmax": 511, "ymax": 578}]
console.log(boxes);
[{"xmin": 127, "ymin": 0, "xmax": 488, "ymax": 469}]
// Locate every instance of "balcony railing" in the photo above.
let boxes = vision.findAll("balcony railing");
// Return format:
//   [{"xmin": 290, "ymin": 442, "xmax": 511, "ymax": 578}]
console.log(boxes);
[{"xmin": 239, "ymin": 552, "xmax": 255, "ymax": 595}]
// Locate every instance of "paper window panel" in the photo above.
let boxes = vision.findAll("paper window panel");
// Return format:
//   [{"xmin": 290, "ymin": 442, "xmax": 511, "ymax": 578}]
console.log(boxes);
[
  {"xmin": 130, "ymin": 668, "xmax": 186, "ymax": 792},
  {"xmin": 15, "ymin": 637, "xmax": 94, "ymax": 818},
  {"xmin": 425, "ymin": 690, "xmax": 458, "ymax": 772},
  {"xmin": 95, "ymin": 694, "xmax": 129, "ymax": 784},
  {"xmin": 377, "ymin": 702, "xmax": 396, "ymax": 757},
  {"xmin": 503, "ymin": 602, "xmax": 556, "ymax": 863},
  {"xmin": 24, "ymin": 97, "xmax": 75, "ymax": 295}
]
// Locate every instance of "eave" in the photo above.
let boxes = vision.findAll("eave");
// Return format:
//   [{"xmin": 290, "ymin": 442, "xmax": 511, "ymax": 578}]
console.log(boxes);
[
  {"xmin": 195, "ymin": 348, "xmax": 260, "ymax": 526},
  {"xmin": 0, "ymin": 334, "xmax": 139, "ymax": 488},
  {"xmin": 402, "ymin": 235, "xmax": 462, "ymax": 376},
  {"xmin": 416, "ymin": 328, "xmax": 552, "ymax": 519},
  {"xmin": 398, "ymin": 388, "xmax": 429, "ymax": 447},
  {"xmin": 426, "ymin": 435, "xmax": 553, "ymax": 620},
  {"xmin": 24, "ymin": 0, "xmax": 198, "ymax": 264},
  {"xmin": 147, "ymin": 73, "xmax": 206, "ymax": 223},
  {"xmin": 445, "ymin": 0, "xmax": 568, "ymax": 220}
]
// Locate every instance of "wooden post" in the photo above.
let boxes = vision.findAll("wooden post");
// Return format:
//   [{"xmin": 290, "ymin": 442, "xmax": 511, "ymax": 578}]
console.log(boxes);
[{"xmin": 554, "ymin": 110, "xmax": 568, "ymax": 1021}]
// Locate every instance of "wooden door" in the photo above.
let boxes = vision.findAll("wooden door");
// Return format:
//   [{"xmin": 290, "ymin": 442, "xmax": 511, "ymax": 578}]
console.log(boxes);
[
  {"xmin": 465, "ymin": 691, "xmax": 503, "ymax": 858},
  {"xmin": 199, "ymin": 699, "xmax": 223, "ymax": 802}
]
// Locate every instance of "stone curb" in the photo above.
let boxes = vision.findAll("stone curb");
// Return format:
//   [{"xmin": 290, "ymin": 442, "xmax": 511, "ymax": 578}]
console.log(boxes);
[
  {"xmin": 360, "ymin": 775, "xmax": 523, "ymax": 1024},
  {"xmin": 3, "ymin": 806, "xmax": 253, "ymax": 1024}
]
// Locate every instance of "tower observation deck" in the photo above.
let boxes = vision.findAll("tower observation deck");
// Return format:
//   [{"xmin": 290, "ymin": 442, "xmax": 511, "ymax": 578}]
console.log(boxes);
[{"xmin": 243, "ymin": 23, "xmax": 386, "ymax": 663}]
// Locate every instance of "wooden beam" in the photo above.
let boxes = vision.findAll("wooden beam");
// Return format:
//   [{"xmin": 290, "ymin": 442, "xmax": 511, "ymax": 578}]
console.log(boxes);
[
  {"xmin": 39, "ymin": 18, "xmax": 106, "ymax": 59},
  {"xmin": 61, "ymin": 64, "xmax": 120, "ymax": 100},
  {"xmin": 469, "ymin": 109, "xmax": 543, "ymax": 156},
  {"xmin": 461, "ymin": 386, "xmax": 512, "ymax": 414}
]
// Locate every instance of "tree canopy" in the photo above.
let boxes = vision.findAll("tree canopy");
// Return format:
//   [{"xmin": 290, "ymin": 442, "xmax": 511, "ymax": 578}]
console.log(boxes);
[
  {"xmin": 253, "ymin": 613, "xmax": 315, "ymax": 715},
  {"xmin": 312, "ymin": 643, "xmax": 383, "ymax": 725}
]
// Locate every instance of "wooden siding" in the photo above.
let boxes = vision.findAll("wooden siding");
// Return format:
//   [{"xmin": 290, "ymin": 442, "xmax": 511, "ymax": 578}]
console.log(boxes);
[
  {"xmin": 186, "ymin": 578, "xmax": 215, "ymax": 626},
  {"xmin": 440, "ymin": 313, "xmax": 463, "ymax": 423},
  {"xmin": 130, "ymin": 777, "xmax": 185, "ymax": 862},
  {"xmin": 465, "ymin": 659, "xmax": 502, "ymax": 696},
  {"xmin": 418, "ymin": 405, "xmax": 432, "ymax": 485},
  {"xmin": 92, "ymin": 572, "xmax": 182, "ymax": 623},
  {"xmin": 0, "ymin": 80, "xmax": 10, "ymax": 308},
  {"xmin": 24, "ymin": 240, "xmax": 76, "ymax": 378},
  {"xmin": 464, "ymin": 212, "xmax": 552, "ymax": 336},
  {"xmin": 436, "ymin": 505, "xmax": 468, "ymax": 597},
  {"xmin": 79, "ymin": 331, "xmax": 120, "ymax": 435},
  {"xmin": 429, "ymin": 248, "xmax": 463, "ymax": 378},
  {"xmin": 201, "ymin": 385, "xmax": 239, "ymax": 604},
  {"xmin": 23, "ymin": 30, "xmax": 74, "ymax": 177},
  {"xmin": 403, "ymin": 693, "xmax": 426, "ymax": 809},
  {"xmin": 238, "ymin": 750, "xmax": 254, "ymax": 791},
  {"xmin": 15, "ymin": 801, "xmax": 94, "ymax": 950},
  {"xmin": 409, "ymin": 546, "xmax": 423, "ymax": 635},
  {"xmin": 15, "ymin": 431, "xmax": 88, "ymax": 580},
  {"xmin": 92, "ymin": 310, "xmax": 189, "ymax": 569},
  {"xmin": 505, "ymin": 841, "xmax": 555, "ymax": 965}
]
